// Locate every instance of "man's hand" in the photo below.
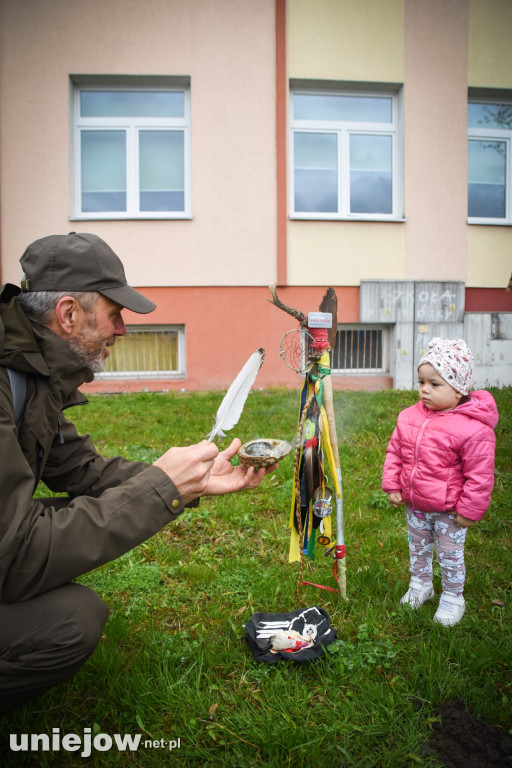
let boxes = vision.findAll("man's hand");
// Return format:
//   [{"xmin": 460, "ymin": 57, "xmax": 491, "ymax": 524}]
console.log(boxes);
[
  {"xmin": 387, "ymin": 491, "xmax": 404, "ymax": 508},
  {"xmin": 204, "ymin": 438, "xmax": 277, "ymax": 496},
  {"xmin": 153, "ymin": 438, "xmax": 276, "ymax": 505},
  {"xmin": 154, "ymin": 441, "xmax": 219, "ymax": 504}
]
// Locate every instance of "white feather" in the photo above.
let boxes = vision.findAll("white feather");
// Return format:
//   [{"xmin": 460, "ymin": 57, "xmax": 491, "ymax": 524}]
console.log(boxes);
[{"xmin": 207, "ymin": 348, "xmax": 265, "ymax": 442}]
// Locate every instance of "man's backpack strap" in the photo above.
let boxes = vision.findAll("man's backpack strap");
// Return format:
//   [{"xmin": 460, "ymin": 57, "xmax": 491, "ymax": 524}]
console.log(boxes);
[{"xmin": 7, "ymin": 368, "xmax": 27, "ymax": 425}]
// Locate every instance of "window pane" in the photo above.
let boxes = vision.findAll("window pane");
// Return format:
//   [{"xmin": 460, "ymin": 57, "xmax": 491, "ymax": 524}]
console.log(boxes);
[
  {"xmin": 81, "ymin": 130, "xmax": 126, "ymax": 212},
  {"xmin": 104, "ymin": 327, "xmax": 180, "ymax": 374},
  {"xmin": 468, "ymin": 103, "xmax": 512, "ymax": 129},
  {"xmin": 294, "ymin": 132, "xmax": 338, "ymax": 212},
  {"xmin": 139, "ymin": 130, "xmax": 185, "ymax": 212},
  {"xmin": 350, "ymin": 134, "xmax": 392, "ymax": 214},
  {"xmin": 468, "ymin": 139, "xmax": 506, "ymax": 218},
  {"xmin": 81, "ymin": 91, "xmax": 185, "ymax": 118},
  {"xmin": 293, "ymin": 94, "xmax": 392, "ymax": 123}
]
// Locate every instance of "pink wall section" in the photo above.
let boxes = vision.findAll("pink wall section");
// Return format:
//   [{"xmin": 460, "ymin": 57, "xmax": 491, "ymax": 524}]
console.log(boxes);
[
  {"xmin": 276, "ymin": 0, "xmax": 288, "ymax": 286},
  {"xmin": 404, "ymin": 0, "xmax": 469, "ymax": 281},
  {"xmin": 0, "ymin": 0, "xmax": 278, "ymax": 289},
  {"xmin": 81, "ymin": 281, "xmax": 510, "ymax": 395},
  {"xmin": 80, "ymin": 285, "xmax": 392, "ymax": 394}
]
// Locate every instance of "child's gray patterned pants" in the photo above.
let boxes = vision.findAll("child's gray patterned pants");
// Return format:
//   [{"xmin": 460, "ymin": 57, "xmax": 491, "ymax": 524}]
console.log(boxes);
[{"xmin": 405, "ymin": 506, "xmax": 467, "ymax": 595}]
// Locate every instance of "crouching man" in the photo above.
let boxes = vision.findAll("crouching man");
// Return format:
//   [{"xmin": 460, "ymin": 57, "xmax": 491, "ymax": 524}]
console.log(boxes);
[{"xmin": 0, "ymin": 232, "xmax": 274, "ymax": 714}]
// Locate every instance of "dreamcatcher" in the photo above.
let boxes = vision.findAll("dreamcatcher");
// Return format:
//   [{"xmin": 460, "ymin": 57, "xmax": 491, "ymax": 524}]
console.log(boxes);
[
  {"xmin": 279, "ymin": 329, "xmax": 314, "ymax": 374},
  {"xmin": 269, "ymin": 285, "xmax": 347, "ymax": 599}
]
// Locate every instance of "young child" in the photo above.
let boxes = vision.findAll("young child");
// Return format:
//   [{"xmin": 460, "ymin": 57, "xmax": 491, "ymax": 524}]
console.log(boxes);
[{"xmin": 382, "ymin": 338, "xmax": 499, "ymax": 626}]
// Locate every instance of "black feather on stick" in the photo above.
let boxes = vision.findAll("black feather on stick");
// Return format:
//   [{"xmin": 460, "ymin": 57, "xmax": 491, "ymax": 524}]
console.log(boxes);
[{"xmin": 318, "ymin": 286, "xmax": 338, "ymax": 350}]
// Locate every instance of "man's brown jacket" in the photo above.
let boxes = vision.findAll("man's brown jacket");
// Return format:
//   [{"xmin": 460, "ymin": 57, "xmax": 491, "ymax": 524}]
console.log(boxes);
[{"xmin": 0, "ymin": 285, "xmax": 187, "ymax": 602}]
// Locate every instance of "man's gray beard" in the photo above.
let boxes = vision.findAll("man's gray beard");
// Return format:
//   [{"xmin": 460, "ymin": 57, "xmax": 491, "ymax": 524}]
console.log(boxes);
[{"xmin": 67, "ymin": 329, "xmax": 106, "ymax": 373}]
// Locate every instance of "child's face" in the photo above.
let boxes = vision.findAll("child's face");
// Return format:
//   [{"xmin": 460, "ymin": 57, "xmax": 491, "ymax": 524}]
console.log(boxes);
[{"xmin": 417, "ymin": 363, "xmax": 463, "ymax": 411}]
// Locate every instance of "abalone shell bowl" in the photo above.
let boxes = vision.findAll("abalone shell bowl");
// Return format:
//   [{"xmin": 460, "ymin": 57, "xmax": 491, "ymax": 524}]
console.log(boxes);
[{"xmin": 238, "ymin": 438, "xmax": 292, "ymax": 468}]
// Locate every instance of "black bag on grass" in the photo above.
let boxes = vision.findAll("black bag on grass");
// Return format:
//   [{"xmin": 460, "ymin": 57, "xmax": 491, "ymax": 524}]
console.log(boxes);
[{"xmin": 245, "ymin": 606, "xmax": 336, "ymax": 664}]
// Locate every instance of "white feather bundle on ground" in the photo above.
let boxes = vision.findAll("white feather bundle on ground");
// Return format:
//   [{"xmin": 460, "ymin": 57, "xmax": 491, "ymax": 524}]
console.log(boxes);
[
  {"xmin": 269, "ymin": 630, "xmax": 313, "ymax": 653},
  {"xmin": 207, "ymin": 348, "xmax": 265, "ymax": 441}
]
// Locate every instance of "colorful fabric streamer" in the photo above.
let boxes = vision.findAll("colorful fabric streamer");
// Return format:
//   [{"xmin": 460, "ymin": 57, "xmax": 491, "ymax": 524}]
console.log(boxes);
[{"xmin": 288, "ymin": 352, "xmax": 338, "ymax": 564}]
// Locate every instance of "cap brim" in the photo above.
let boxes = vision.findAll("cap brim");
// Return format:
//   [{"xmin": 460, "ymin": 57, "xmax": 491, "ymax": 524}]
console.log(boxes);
[{"xmin": 99, "ymin": 285, "xmax": 156, "ymax": 314}]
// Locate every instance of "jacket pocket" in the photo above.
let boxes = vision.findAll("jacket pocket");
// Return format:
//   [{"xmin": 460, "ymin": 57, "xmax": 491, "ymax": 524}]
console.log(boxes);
[{"xmin": 411, "ymin": 475, "xmax": 449, "ymax": 513}]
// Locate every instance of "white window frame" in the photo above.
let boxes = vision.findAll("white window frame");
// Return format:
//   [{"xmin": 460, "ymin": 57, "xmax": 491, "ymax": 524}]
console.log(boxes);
[
  {"xmin": 95, "ymin": 324, "xmax": 186, "ymax": 380},
  {"xmin": 467, "ymin": 98, "xmax": 512, "ymax": 226},
  {"xmin": 289, "ymin": 86, "xmax": 403, "ymax": 221},
  {"xmin": 331, "ymin": 324, "xmax": 389, "ymax": 375},
  {"xmin": 71, "ymin": 82, "xmax": 191, "ymax": 220}
]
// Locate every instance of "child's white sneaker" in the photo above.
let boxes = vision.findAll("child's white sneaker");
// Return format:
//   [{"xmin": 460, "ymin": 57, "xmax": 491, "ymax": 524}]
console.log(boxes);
[
  {"xmin": 433, "ymin": 592, "xmax": 465, "ymax": 626},
  {"xmin": 400, "ymin": 577, "xmax": 434, "ymax": 609}
]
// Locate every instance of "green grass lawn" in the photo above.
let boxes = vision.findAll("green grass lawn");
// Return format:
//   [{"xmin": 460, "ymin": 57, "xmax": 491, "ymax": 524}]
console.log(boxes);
[{"xmin": 1, "ymin": 386, "xmax": 511, "ymax": 767}]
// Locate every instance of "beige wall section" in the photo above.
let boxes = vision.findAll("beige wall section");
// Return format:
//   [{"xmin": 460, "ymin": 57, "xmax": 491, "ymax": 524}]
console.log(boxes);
[
  {"xmin": 469, "ymin": 0, "xmax": 512, "ymax": 86},
  {"xmin": 287, "ymin": 222, "xmax": 405, "ymax": 285},
  {"xmin": 286, "ymin": 0, "xmax": 406, "ymax": 287},
  {"xmin": 288, "ymin": 0, "xmax": 404, "ymax": 81},
  {"xmin": 404, "ymin": 0, "xmax": 469, "ymax": 282},
  {"xmin": 0, "ymin": 0, "xmax": 277, "ymax": 287},
  {"xmin": 468, "ymin": 227, "xmax": 512, "ymax": 287},
  {"xmin": 467, "ymin": 0, "xmax": 512, "ymax": 289}
]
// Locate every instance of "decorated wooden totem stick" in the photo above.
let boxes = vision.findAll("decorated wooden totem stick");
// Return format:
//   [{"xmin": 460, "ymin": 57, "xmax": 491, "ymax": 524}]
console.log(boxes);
[{"xmin": 268, "ymin": 286, "xmax": 347, "ymax": 599}]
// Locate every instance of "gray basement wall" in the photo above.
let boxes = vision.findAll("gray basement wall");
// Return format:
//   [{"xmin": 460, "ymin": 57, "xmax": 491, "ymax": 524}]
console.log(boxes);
[{"xmin": 360, "ymin": 280, "xmax": 512, "ymax": 390}]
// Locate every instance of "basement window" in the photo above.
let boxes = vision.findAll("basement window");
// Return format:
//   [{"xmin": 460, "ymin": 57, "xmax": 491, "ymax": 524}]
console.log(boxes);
[
  {"xmin": 331, "ymin": 326, "xmax": 387, "ymax": 373},
  {"xmin": 97, "ymin": 325, "xmax": 185, "ymax": 379}
]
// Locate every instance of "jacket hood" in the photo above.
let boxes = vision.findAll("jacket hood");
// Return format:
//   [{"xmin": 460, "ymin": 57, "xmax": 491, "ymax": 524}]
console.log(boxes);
[
  {"xmin": 0, "ymin": 283, "xmax": 94, "ymax": 394},
  {"xmin": 454, "ymin": 389, "xmax": 499, "ymax": 429},
  {"xmin": 417, "ymin": 388, "xmax": 498, "ymax": 430},
  {"xmin": 0, "ymin": 284, "xmax": 49, "ymax": 375}
]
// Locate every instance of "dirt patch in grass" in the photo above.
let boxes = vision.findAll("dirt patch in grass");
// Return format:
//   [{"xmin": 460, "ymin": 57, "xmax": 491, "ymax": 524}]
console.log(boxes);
[{"xmin": 424, "ymin": 699, "xmax": 512, "ymax": 767}]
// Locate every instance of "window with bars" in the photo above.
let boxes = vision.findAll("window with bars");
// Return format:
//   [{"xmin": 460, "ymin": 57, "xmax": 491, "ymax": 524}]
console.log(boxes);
[
  {"xmin": 97, "ymin": 325, "xmax": 185, "ymax": 379},
  {"xmin": 331, "ymin": 326, "xmax": 386, "ymax": 373}
]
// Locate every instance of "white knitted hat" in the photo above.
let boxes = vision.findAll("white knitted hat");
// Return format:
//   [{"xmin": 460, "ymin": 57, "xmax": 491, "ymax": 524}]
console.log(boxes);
[{"xmin": 418, "ymin": 338, "xmax": 474, "ymax": 395}]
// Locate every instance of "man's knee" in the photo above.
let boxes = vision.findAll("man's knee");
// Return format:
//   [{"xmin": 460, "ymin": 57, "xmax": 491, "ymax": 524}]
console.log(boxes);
[
  {"xmin": 56, "ymin": 583, "xmax": 109, "ymax": 662},
  {"xmin": 0, "ymin": 583, "xmax": 109, "ymax": 713}
]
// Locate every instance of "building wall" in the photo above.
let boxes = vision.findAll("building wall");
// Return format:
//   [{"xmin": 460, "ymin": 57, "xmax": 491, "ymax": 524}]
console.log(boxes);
[
  {"xmin": 468, "ymin": 227, "xmax": 512, "ymax": 289},
  {"xmin": 83, "ymin": 285, "xmax": 367, "ymax": 394},
  {"xmin": 287, "ymin": 223, "xmax": 406, "ymax": 286},
  {"xmin": 0, "ymin": 0, "xmax": 277, "ymax": 288},
  {"xmin": 468, "ymin": 0, "xmax": 512, "ymax": 87},
  {"xmin": 403, "ymin": 0, "xmax": 469, "ymax": 283},
  {"xmin": 0, "ymin": 0, "xmax": 510, "ymax": 393},
  {"xmin": 467, "ymin": 0, "xmax": 512, "ymax": 290},
  {"xmin": 288, "ymin": 0, "xmax": 404, "ymax": 82},
  {"xmin": 286, "ymin": 0, "xmax": 512, "ymax": 294},
  {"xmin": 287, "ymin": 0, "xmax": 406, "ymax": 286},
  {"xmin": 286, "ymin": 0, "xmax": 476, "ymax": 287}
]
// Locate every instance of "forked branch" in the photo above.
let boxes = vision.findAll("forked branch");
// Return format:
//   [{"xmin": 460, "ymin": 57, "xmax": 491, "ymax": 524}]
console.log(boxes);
[{"xmin": 267, "ymin": 284, "xmax": 306, "ymax": 324}]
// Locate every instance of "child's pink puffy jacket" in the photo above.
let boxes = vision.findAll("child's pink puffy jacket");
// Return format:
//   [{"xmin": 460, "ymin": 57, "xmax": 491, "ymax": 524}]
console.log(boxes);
[{"xmin": 382, "ymin": 390, "xmax": 499, "ymax": 521}]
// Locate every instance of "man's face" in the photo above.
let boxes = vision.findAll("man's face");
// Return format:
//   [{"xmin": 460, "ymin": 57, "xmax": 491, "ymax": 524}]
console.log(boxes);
[{"xmin": 68, "ymin": 295, "xmax": 126, "ymax": 372}]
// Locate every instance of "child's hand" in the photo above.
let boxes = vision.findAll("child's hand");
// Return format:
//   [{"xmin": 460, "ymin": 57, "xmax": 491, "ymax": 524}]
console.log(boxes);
[
  {"xmin": 387, "ymin": 491, "xmax": 404, "ymax": 508},
  {"xmin": 454, "ymin": 513, "xmax": 475, "ymax": 528}
]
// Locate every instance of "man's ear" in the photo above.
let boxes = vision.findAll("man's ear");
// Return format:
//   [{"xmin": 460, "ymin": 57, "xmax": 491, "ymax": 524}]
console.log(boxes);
[{"xmin": 53, "ymin": 296, "xmax": 82, "ymax": 337}]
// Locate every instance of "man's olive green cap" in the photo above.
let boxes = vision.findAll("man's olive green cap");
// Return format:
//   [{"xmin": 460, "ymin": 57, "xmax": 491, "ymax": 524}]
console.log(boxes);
[{"xmin": 20, "ymin": 232, "xmax": 156, "ymax": 314}]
